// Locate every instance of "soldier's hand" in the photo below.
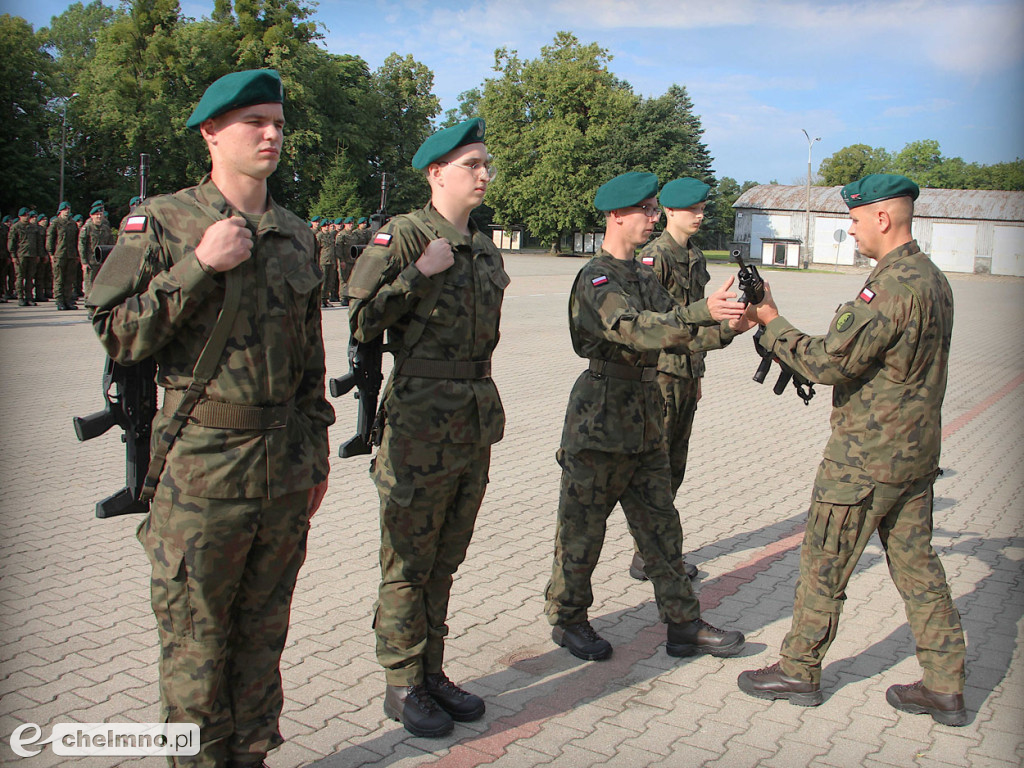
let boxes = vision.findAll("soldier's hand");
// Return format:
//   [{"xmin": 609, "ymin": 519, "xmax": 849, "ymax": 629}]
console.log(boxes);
[
  {"xmin": 706, "ymin": 275, "xmax": 745, "ymax": 322},
  {"xmin": 752, "ymin": 281, "xmax": 780, "ymax": 325},
  {"xmin": 415, "ymin": 238, "xmax": 455, "ymax": 277},
  {"xmin": 195, "ymin": 217, "xmax": 254, "ymax": 273}
]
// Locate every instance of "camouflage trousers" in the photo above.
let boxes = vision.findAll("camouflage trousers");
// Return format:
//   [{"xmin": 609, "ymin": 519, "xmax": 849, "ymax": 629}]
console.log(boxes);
[
  {"xmin": 371, "ymin": 427, "xmax": 490, "ymax": 686},
  {"xmin": 53, "ymin": 257, "xmax": 78, "ymax": 306},
  {"xmin": 15, "ymin": 256, "xmax": 35, "ymax": 301},
  {"xmin": 320, "ymin": 261, "xmax": 338, "ymax": 302},
  {"xmin": 633, "ymin": 374, "xmax": 700, "ymax": 559},
  {"xmin": 138, "ymin": 481, "xmax": 312, "ymax": 767},
  {"xmin": 545, "ymin": 447, "xmax": 701, "ymax": 627},
  {"xmin": 780, "ymin": 459, "xmax": 966, "ymax": 693}
]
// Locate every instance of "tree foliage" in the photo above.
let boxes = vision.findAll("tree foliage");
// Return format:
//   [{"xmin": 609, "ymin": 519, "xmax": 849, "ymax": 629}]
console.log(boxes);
[{"xmin": 818, "ymin": 144, "xmax": 891, "ymax": 186}]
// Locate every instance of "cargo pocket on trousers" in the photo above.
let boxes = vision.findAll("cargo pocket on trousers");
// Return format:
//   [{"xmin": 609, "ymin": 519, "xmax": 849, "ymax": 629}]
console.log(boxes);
[
  {"xmin": 556, "ymin": 448, "xmax": 596, "ymax": 507},
  {"xmin": 811, "ymin": 480, "xmax": 874, "ymax": 555},
  {"xmin": 142, "ymin": 539, "xmax": 193, "ymax": 639},
  {"xmin": 372, "ymin": 451, "xmax": 416, "ymax": 508}
]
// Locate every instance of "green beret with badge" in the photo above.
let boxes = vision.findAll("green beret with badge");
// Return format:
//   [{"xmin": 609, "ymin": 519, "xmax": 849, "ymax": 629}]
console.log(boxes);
[
  {"xmin": 90, "ymin": 204, "xmax": 104, "ymax": 215},
  {"xmin": 841, "ymin": 174, "xmax": 920, "ymax": 209},
  {"xmin": 186, "ymin": 69, "xmax": 284, "ymax": 132},
  {"xmin": 91, "ymin": 199, "xmax": 104, "ymax": 209},
  {"xmin": 659, "ymin": 178, "xmax": 710, "ymax": 209},
  {"xmin": 57, "ymin": 201, "xmax": 71, "ymax": 213},
  {"xmin": 411, "ymin": 117, "xmax": 486, "ymax": 170},
  {"xmin": 593, "ymin": 171, "xmax": 659, "ymax": 211}
]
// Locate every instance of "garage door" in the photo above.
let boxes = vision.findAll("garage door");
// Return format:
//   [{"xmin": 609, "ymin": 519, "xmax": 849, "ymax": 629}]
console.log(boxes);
[
  {"xmin": 992, "ymin": 226, "xmax": 1024, "ymax": 277},
  {"xmin": 930, "ymin": 223, "xmax": 976, "ymax": 273}
]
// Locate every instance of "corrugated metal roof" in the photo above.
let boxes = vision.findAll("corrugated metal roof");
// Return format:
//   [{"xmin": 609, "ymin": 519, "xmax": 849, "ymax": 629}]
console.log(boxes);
[{"xmin": 733, "ymin": 184, "xmax": 1024, "ymax": 223}]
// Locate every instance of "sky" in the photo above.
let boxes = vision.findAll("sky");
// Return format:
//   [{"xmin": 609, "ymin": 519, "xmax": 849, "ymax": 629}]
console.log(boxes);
[{"xmin": 6, "ymin": 0, "xmax": 1024, "ymax": 185}]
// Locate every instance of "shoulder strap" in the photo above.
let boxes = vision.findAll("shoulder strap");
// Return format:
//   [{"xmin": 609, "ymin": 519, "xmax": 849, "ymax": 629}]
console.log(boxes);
[{"xmin": 141, "ymin": 192, "xmax": 243, "ymax": 501}]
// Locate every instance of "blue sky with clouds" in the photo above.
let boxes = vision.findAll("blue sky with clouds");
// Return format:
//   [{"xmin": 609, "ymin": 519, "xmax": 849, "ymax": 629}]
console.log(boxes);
[{"xmin": 8, "ymin": 0, "xmax": 1024, "ymax": 184}]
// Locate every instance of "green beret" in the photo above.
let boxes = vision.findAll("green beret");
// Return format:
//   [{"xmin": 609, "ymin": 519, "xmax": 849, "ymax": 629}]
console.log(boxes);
[
  {"xmin": 73, "ymin": 214, "xmax": 83, "ymax": 222},
  {"xmin": 594, "ymin": 171, "xmax": 659, "ymax": 211},
  {"xmin": 357, "ymin": 217, "xmax": 367, "ymax": 224},
  {"xmin": 186, "ymin": 69, "xmax": 284, "ymax": 132},
  {"xmin": 2, "ymin": 215, "xmax": 10, "ymax": 223},
  {"xmin": 18, "ymin": 207, "xmax": 29, "ymax": 216},
  {"xmin": 412, "ymin": 118, "xmax": 486, "ymax": 170},
  {"xmin": 91, "ymin": 199, "xmax": 104, "ymax": 208},
  {"xmin": 129, "ymin": 196, "xmax": 141, "ymax": 206},
  {"xmin": 660, "ymin": 178, "xmax": 710, "ymax": 209},
  {"xmin": 28, "ymin": 210, "xmax": 36, "ymax": 217},
  {"xmin": 333, "ymin": 217, "xmax": 342, "ymax": 225},
  {"xmin": 57, "ymin": 201, "xmax": 71, "ymax": 212},
  {"xmin": 90, "ymin": 204, "xmax": 104, "ymax": 215},
  {"xmin": 311, "ymin": 216, "xmax": 321, "ymax": 222},
  {"xmin": 344, "ymin": 217, "xmax": 354, "ymax": 224},
  {"xmin": 841, "ymin": 173, "xmax": 920, "ymax": 209}
]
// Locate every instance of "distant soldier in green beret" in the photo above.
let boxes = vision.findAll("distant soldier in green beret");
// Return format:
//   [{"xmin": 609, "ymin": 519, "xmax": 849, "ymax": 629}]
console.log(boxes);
[
  {"xmin": 316, "ymin": 215, "xmax": 337, "ymax": 307},
  {"xmin": 354, "ymin": 215, "xmax": 371, "ymax": 245},
  {"xmin": 8, "ymin": 207, "xmax": 41, "ymax": 305},
  {"xmin": 348, "ymin": 117, "xmax": 505, "ymax": 738},
  {"xmin": 88, "ymin": 68, "xmax": 335, "ymax": 767},
  {"xmin": 628, "ymin": 178, "xmax": 732, "ymax": 582},
  {"xmin": 737, "ymin": 174, "xmax": 967, "ymax": 726},
  {"xmin": 35, "ymin": 213, "xmax": 53, "ymax": 301},
  {"xmin": 78, "ymin": 203, "xmax": 113, "ymax": 298},
  {"xmin": 544, "ymin": 171, "xmax": 753, "ymax": 664},
  {"xmin": 47, "ymin": 202, "xmax": 80, "ymax": 310},
  {"xmin": 0, "ymin": 215, "xmax": 14, "ymax": 302},
  {"xmin": 336, "ymin": 217, "xmax": 356, "ymax": 305}
]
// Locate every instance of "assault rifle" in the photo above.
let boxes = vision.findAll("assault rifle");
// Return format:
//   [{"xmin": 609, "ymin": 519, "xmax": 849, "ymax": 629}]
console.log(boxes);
[
  {"xmin": 73, "ymin": 357, "xmax": 158, "ymax": 516},
  {"xmin": 329, "ymin": 337, "xmax": 384, "ymax": 457},
  {"xmin": 731, "ymin": 249, "xmax": 815, "ymax": 405}
]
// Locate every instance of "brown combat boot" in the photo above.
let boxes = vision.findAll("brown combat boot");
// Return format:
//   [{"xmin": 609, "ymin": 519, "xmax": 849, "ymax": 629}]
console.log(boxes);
[
  {"xmin": 886, "ymin": 680, "xmax": 967, "ymax": 726},
  {"xmin": 737, "ymin": 661, "xmax": 823, "ymax": 706}
]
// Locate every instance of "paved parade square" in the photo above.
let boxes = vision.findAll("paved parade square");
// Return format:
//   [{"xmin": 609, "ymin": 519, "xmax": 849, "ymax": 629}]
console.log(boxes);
[{"xmin": 1, "ymin": 255, "xmax": 1022, "ymax": 767}]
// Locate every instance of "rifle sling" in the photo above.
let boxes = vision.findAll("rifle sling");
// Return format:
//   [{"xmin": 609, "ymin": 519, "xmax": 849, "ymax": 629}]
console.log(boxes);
[{"xmin": 140, "ymin": 194, "xmax": 244, "ymax": 502}]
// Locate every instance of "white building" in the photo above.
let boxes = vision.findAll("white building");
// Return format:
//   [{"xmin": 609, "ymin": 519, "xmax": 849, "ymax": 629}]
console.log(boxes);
[{"xmin": 732, "ymin": 185, "xmax": 1024, "ymax": 276}]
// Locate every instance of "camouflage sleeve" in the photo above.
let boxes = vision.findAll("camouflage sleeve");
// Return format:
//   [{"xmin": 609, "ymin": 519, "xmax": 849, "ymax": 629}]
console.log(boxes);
[
  {"xmin": 89, "ymin": 203, "xmax": 220, "ymax": 365},
  {"xmin": 347, "ymin": 218, "xmax": 432, "ymax": 343},
  {"xmin": 46, "ymin": 222, "xmax": 57, "ymax": 255},
  {"xmin": 295, "ymin": 231, "xmax": 336, "ymax": 433},
  {"xmin": 7, "ymin": 226, "xmax": 16, "ymax": 255},
  {"xmin": 578, "ymin": 270, "xmax": 716, "ymax": 353},
  {"xmin": 762, "ymin": 291, "xmax": 903, "ymax": 386}
]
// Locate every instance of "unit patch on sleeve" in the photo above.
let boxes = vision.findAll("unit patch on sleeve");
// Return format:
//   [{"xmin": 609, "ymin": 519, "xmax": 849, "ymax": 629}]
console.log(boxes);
[
  {"xmin": 123, "ymin": 215, "xmax": 148, "ymax": 233},
  {"xmin": 372, "ymin": 232, "xmax": 392, "ymax": 247}
]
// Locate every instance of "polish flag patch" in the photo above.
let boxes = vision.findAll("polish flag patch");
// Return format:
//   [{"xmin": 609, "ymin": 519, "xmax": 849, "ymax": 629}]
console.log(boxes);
[
  {"xmin": 859, "ymin": 287, "xmax": 876, "ymax": 303},
  {"xmin": 592, "ymin": 275, "xmax": 609, "ymax": 286},
  {"xmin": 372, "ymin": 232, "xmax": 392, "ymax": 247},
  {"xmin": 123, "ymin": 215, "xmax": 148, "ymax": 233},
  {"xmin": 641, "ymin": 256, "xmax": 655, "ymax": 266}
]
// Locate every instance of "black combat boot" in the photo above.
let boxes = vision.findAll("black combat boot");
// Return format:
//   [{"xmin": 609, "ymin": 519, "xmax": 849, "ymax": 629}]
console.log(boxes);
[
  {"xmin": 666, "ymin": 618, "xmax": 745, "ymax": 658},
  {"xmin": 383, "ymin": 683, "xmax": 454, "ymax": 737},
  {"xmin": 425, "ymin": 672, "xmax": 486, "ymax": 721},
  {"xmin": 551, "ymin": 620, "xmax": 613, "ymax": 660}
]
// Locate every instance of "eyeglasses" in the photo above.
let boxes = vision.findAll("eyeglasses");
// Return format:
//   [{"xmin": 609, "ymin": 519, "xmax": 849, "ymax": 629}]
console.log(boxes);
[
  {"xmin": 627, "ymin": 204, "xmax": 662, "ymax": 219},
  {"xmin": 440, "ymin": 159, "xmax": 497, "ymax": 181}
]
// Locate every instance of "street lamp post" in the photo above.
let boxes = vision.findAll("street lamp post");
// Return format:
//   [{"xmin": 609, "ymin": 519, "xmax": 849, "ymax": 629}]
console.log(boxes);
[
  {"xmin": 58, "ymin": 93, "xmax": 79, "ymax": 204},
  {"xmin": 801, "ymin": 128, "xmax": 820, "ymax": 269}
]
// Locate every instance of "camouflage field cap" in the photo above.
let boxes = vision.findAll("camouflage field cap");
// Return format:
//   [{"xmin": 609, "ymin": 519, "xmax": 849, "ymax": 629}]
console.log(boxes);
[
  {"xmin": 186, "ymin": 69, "xmax": 284, "ymax": 132},
  {"xmin": 412, "ymin": 118, "xmax": 486, "ymax": 170},
  {"xmin": 594, "ymin": 172, "xmax": 659, "ymax": 211},
  {"xmin": 659, "ymin": 178, "xmax": 710, "ymax": 209},
  {"xmin": 842, "ymin": 173, "xmax": 920, "ymax": 209},
  {"xmin": 57, "ymin": 201, "xmax": 71, "ymax": 212}
]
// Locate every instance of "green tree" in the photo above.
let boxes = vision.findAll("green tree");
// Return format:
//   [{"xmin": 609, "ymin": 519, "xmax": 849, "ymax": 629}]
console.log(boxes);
[
  {"xmin": 0, "ymin": 15, "xmax": 57, "ymax": 213},
  {"xmin": 891, "ymin": 139, "xmax": 943, "ymax": 183},
  {"xmin": 817, "ymin": 144, "xmax": 891, "ymax": 186},
  {"xmin": 368, "ymin": 53, "xmax": 440, "ymax": 214},
  {"xmin": 311, "ymin": 148, "xmax": 363, "ymax": 218},
  {"xmin": 479, "ymin": 31, "xmax": 635, "ymax": 249},
  {"xmin": 40, "ymin": 1, "xmax": 117, "ymax": 91}
]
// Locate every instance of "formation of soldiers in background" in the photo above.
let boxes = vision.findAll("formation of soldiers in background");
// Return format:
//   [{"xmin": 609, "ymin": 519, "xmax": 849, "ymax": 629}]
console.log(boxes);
[
  {"xmin": 311, "ymin": 214, "xmax": 374, "ymax": 308},
  {"xmin": 1, "ymin": 198, "xmax": 130, "ymax": 309},
  {"xmin": 1, "ymin": 201, "xmax": 378, "ymax": 310}
]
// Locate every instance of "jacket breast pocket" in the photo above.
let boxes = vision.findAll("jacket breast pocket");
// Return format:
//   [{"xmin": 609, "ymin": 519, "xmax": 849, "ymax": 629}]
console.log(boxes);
[{"xmin": 270, "ymin": 261, "xmax": 322, "ymax": 316}]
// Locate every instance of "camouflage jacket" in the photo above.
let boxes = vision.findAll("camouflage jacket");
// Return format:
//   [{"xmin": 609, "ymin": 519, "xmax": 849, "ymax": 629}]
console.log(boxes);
[
  {"xmin": 317, "ymin": 228, "xmax": 336, "ymax": 266},
  {"xmin": 636, "ymin": 231, "xmax": 736, "ymax": 378},
  {"xmin": 762, "ymin": 240, "xmax": 952, "ymax": 484},
  {"xmin": 89, "ymin": 175, "xmax": 335, "ymax": 499},
  {"xmin": 78, "ymin": 219, "xmax": 113, "ymax": 267},
  {"xmin": 562, "ymin": 249, "xmax": 722, "ymax": 454},
  {"xmin": 47, "ymin": 216, "xmax": 79, "ymax": 261},
  {"xmin": 348, "ymin": 203, "xmax": 508, "ymax": 445},
  {"xmin": 7, "ymin": 220, "xmax": 42, "ymax": 260}
]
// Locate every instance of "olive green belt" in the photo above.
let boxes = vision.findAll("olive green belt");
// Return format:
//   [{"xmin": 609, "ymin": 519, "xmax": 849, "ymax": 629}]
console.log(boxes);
[
  {"xmin": 396, "ymin": 359, "xmax": 492, "ymax": 379},
  {"xmin": 161, "ymin": 390, "xmax": 291, "ymax": 430},
  {"xmin": 588, "ymin": 359, "xmax": 658, "ymax": 382}
]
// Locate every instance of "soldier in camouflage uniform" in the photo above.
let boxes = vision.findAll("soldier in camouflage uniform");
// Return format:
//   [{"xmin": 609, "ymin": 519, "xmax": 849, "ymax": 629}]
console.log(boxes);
[
  {"xmin": 629, "ymin": 178, "xmax": 730, "ymax": 583},
  {"xmin": 316, "ymin": 218, "xmax": 336, "ymax": 307},
  {"xmin": 79, "ymin": 203, "xmax": 114, "ymax": 298},
  {"xmin": 8, "ymin": 207, "xmax": 41, "ymax": 305},
  {"xmin": 737, "ymin": 174, "xmax": 967, "ymax": 727},
  {"xmin": 0, "ymin": 215, "xmax": 13, "ymax": 302},
  {"xmin": 336, "ymin": 217, "xmax": 356, "ymax": 306},
  {"xmin": 348, "ymin": 118, "xmax": 505, "ymax": 738},
  {"xmin": 545, "ymin": 172, "xmax": 752, "ymax": 663},
  {"xmin": 89, "ymin": 69, "xmax": 335, "ymax": 767},
  {"xmin": 47, "ymin": 202, "xmax": 80, "ymax": 310},
  {"xmin": 35, "ymin": 213, "xmax": 52, "ymax": 301}
]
